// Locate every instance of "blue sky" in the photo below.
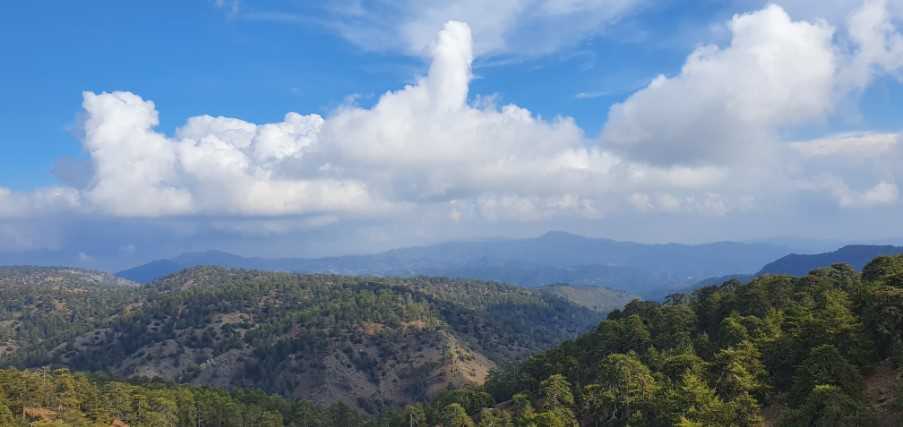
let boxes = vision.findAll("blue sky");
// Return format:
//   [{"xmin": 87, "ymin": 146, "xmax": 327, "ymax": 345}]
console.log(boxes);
[
  {"xmin": 1, "ymin": 1, "xmax": 414, "ymax": 189},
  {"xmin": 0, "ymin": 0, "xmax": 724, "ymax": 190},
  {"xmin": 1, "ymin": 0, "xmax": 902, "ymax": 269}
]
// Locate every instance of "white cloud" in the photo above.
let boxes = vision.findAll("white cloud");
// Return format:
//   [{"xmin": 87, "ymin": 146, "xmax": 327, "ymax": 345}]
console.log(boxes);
[
  {"xmin": 802, "ymin": 176, "xmax": 899, "ymax": 207},
  {"xmin": 66, "ymin": 77, "xmax": 394, "ymax": 218},
  {"xmin": 0, "ymin": 186, "xmax": 81, "ymax": 219},
  {"xmin": 0, "ymin": 20, "xmax": 741, "ymax": 225},
  {"xmin": 741, "ymin": 0, "xmax": 903, "ymax": 23},
  {"xmin": 601, "ymin": 5, "xmax": 838, "ymax": 166},
  {"xmin": 790, "ymin": 132, "xmax": 899, "ymax": 158},
  {"xmin": 863, "ymin": 180, "xmax": 899, "ymax": 204},
  {"xmin": 81, "ymin": 92, "xmax": 194, "ymax": 216},
  {"xmin": 2, "ymin": 3, "xmax": 903, "ymax": 253},
  {"xmin": 845, "ymin": 0, "xmax": 903, "ymax": 86},
  {"xmin": 596, "ymin": 0, "xmax": 903, "ymax": 213},
  {"xmin": 789, "ymin": 131, "xmax": 902, "ymax": 208},
  {"xmin": 628, "ymin": 192, "xmax": 741, "ymax": 215}
]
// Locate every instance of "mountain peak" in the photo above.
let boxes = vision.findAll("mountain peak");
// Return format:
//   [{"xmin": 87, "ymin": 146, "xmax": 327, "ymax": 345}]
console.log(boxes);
[
  {"xmin": 173, "ymin": 250, "xmax": 248, "ymax": 264},
  {"xmin": 758, "ymin": 244, "xmax": 903, "ymax": 276},
  {"xmin": 537, "ymin": 230, "xmax": 585, "ymax": 240},
  {"xmin": 176, "ymin": 249, "xmax": 240, "ymax": 258}
]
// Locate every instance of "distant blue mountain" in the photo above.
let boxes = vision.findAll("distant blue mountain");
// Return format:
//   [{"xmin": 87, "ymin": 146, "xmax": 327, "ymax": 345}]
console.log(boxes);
[
  {"xmin": 758, "ymin": 244, "xmax": 903, "ymax": 276},
  {"xmin": 116, "ymin": 259, "xmax": 183, "ymax": 283},
  {"xmin": 117, "ymin": 231, "xmax": 790, "ymax": 296}
]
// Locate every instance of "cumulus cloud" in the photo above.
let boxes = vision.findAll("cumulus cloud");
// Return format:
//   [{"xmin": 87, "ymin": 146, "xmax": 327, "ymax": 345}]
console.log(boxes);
[
  {"xmin": 81, "ymin": 92, "xmax": 194, "ymax": 216},
  {"xmin": 601, "ymin": 5, "xmax": 838, "ymax": 166},
  {"xmin": 1, "ymin": 20, "xmax": 742, "ymax": 226},
  {"xmin": 598, "ymin": 0, "xmax": 902, "ymax": 210},
  {"xmin": 845, "ymin": 0, "xmax": 903, "ymax": 86},
  {"xmin": 82, "ymin": 91, "xmax": 382, "ymax": 218}
]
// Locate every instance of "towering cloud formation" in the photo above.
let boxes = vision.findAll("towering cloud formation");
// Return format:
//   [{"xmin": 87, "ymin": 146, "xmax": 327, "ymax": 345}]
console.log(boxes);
[
  {"xmin": 0, "ymin": 2, "xmax": 901, "ymax": 254},
  {"xmin": 12, "ymin": 22, "xmax": 594, "ymax": 222},
  {"xmin": 601, "ymin": 5, "xmax": 838, "ymax": 166},
  {"xmin": 600, "ymin": 1, "xmax": 902, "ymax": 207},
  {"xmin": 82, "ymin": 92, "xmax": 192, "ymax": 216},
  {"xmin": 427, "ymin": 21, "xmax": 473, "ymax": 112}
]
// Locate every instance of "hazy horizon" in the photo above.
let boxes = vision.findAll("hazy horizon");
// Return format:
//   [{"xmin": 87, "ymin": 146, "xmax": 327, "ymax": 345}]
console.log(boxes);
[{"xmin": 4, "ymin": 228, "xmax": 902, "ymax": 273}]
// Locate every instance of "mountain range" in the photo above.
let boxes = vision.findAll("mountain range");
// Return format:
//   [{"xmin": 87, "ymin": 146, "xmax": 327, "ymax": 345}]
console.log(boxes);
[
  {"xmin": 117, "ymin": 231, "xmax": 791, "ymax": 297},
  {"xmin": 758, "ymin": 244, "xmax": 903, "ymax": 276}
]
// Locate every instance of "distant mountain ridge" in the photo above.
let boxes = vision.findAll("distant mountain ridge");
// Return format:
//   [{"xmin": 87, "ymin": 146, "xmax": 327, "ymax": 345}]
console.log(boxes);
[
  {"xmin": 758, "ymin": 244, "xmax": 903, "ymax": 276},
  {"xmin": 117, "ymin": 231, "xmax": 791, "ymax": 296}
]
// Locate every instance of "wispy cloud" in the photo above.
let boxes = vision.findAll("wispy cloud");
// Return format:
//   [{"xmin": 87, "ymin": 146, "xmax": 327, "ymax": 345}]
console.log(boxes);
[
  {"xmin": 574, "ymin": 78, "xmax": 651, "ymax": 100},
  {"xmin": 575, "ymin": 90, "xmax": 613, "ymax": 99},
  {"xmin": 317, "ymin": 0, "xmax": 652, "ymax": 58},
  {"xmin": 214, "ymin": 0, "xmax": 241, "ymax": 19}
]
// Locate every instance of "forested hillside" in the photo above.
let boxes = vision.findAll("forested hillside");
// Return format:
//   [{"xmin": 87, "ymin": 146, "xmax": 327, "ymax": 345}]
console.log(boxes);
[
  {"xmin": 0, "ymin": 267, "xmax": 138, "ymax": 364},
  {"xmin": 7, "ymin": 257, "xmax": 903, "ymax": 426},
  {"xmin": 0, "ymin": 365, "xmax": 491, "ymax": 427},
  {"xmin": 405, "ymin": 255, "xmax": 903, "ymax": 426},
  {"xmin": 0, "ymin": 368, "xmax": 310, "ymax": 426},
  {"xmin": 538, "ymin": 284, "xmax": 637, "ymax": 313},
  {"xmin": 1, "ymin": 267, "xmax": 603, "ymax": 415}
]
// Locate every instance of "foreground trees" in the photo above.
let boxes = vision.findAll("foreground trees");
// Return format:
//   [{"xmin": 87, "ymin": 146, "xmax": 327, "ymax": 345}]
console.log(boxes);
[
  {"xmin": 3, "ymin": 256, "xmax": 903, "ymax": 426},
  {"xmin": 0, "ymin": 368, "xmax": 293, "ymax": 426},
  {"xmin": 473, "ymin": 256, "xmax": 903, "ymax": 426}
]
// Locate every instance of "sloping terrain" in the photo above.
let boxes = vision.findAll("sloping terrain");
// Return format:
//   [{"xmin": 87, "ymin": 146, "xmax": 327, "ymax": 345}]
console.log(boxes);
[
  {"xmin": 3, "ymin": 267, "xmax": 604, "ymax": 414},
  {"xmin": 537, "ymin": 284, "xmax": 637, "ymax": 313},
  {"xmin": 758, "ymin": 244, "xmax": 903, "ymax": 276},
  {"xmin": 0, "ymin": 266, "xmax": 137, "ymax": 364},
  {"xmin": 431, "ymin": 256, "xmax": 903, "ymax": 426}
]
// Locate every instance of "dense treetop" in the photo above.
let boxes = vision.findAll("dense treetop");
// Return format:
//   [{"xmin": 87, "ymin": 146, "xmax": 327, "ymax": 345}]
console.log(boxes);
[
  {"xmin": 458, "ymin": 256, "xmax": 903, "ymax": 426},
  {"xmin": 0, "ymin": 266, "xmax": 138, "ymax": 365}
]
